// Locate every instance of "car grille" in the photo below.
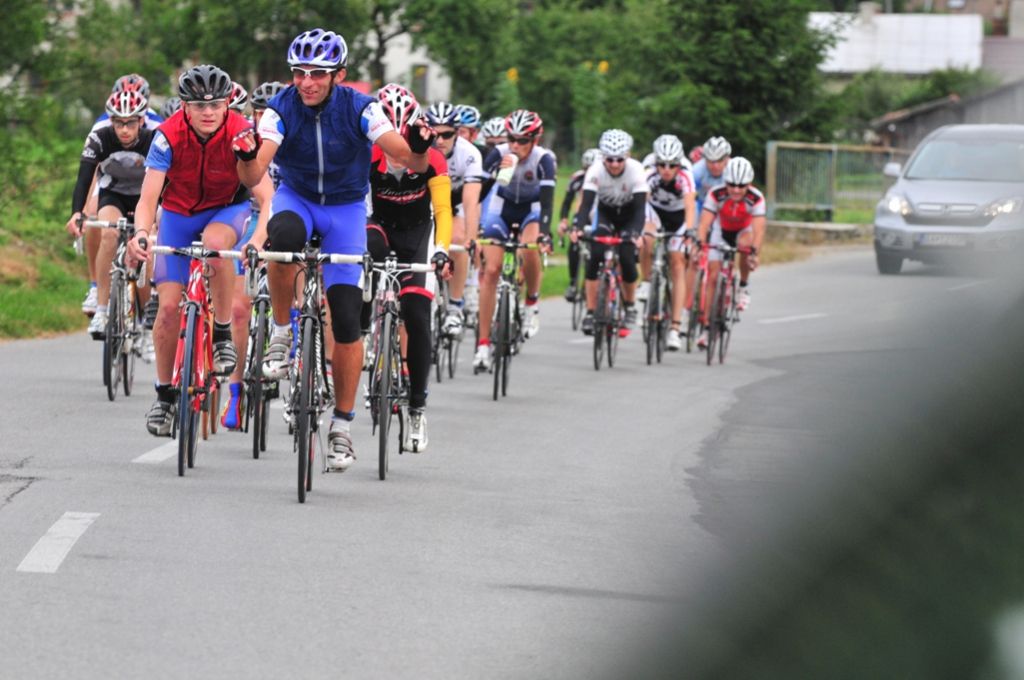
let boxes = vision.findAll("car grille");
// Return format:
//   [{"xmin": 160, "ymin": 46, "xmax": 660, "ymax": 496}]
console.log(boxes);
[{"xmin": 905, "ymin": 202, "xmax": 992, "ymax": 227}]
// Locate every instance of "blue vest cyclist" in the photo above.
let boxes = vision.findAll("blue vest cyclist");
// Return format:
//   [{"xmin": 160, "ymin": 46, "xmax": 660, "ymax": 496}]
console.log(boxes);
[{"xmin": 235, "ymin": 28, "xmax": 436, "ymax": 472}]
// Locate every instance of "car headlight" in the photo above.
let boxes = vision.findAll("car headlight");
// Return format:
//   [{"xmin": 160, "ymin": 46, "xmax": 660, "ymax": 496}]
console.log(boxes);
[
  {"xmin": 983, "ymin": 198, "xmax": 1023, "ymax": 217},
  {"xmin": 885, "ymin": 195, "xmax": 911, "ymax": 216}
]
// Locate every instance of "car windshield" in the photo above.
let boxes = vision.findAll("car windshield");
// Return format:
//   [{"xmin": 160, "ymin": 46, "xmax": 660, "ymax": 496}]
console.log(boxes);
[{"xmin": 905, "ymin": 138, "xmax": 1024, "ymax": 182}]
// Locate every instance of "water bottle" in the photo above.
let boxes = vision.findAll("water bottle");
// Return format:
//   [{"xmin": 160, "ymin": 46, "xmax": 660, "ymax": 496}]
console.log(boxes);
[{"xmin": 496, "ymin": 154, "xmax": 518, "ymax": 186}]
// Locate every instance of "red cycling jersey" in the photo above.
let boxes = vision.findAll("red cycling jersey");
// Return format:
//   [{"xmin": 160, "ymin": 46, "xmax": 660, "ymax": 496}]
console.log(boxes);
[
  {"xmin": 157, "ymin": 110, "xmax": 252, "ymax": 215},
  {"xmin": 704, "ymin": 185, "xmax": 766, "ymax": 232}
]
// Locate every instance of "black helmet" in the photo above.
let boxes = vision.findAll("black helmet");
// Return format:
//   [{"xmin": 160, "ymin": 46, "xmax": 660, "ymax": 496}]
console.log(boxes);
[
  {"xmin": 251, "ymin": 81, "xmax": 286, "ymax": 110},
  {"xmin": 178, "ymin": 64, "xmax": 232, "ymax": 102}
]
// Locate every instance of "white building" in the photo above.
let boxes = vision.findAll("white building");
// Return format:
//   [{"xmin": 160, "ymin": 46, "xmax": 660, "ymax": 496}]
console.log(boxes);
[{"xmin": 360, "ymin": 29, "xmax": 451, "ymax": 103}]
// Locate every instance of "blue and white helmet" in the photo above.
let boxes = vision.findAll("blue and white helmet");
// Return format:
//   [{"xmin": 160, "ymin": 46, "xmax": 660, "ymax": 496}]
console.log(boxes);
[
  {"xmin": 598, "ymin": 129, "xmax": 633, "ymax": 157},
  {"xmin": 287, "ymin": 29, "xmax": 348, "ymax": 68},
  {"xmin": 426, "ymin": 101, "xmax": 459, "ymax": 127},
  {"xmin": 455, "ymin": 104, "xmax": 481, "ymax": 129}
]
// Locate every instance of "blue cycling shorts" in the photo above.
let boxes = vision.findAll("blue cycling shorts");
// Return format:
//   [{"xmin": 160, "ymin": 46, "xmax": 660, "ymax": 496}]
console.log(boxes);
[{"xmin": 154, "ymin": 203, "xmax": 250, "ymax": 285}]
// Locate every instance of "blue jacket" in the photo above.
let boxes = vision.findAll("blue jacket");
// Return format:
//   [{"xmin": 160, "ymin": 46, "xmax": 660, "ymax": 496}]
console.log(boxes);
[{"xmin": 269, "ymin": 85, "xmax": 376, "ymax": 205}]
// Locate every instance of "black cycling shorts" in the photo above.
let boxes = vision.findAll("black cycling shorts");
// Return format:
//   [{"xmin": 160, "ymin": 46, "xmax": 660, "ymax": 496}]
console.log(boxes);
[
  {"xmin": 98, "ymin": 189, "xmax": 139, "ymax": 217},
  {"xmin": 366, "ymin": 220, "xmax": 433, "ymax": 297}
]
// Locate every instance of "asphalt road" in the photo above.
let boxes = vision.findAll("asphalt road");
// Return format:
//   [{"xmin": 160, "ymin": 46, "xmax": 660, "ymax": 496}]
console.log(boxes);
[{"xmin": 0, "ymin": 247, "xmax": 1016, "ymax": 679}]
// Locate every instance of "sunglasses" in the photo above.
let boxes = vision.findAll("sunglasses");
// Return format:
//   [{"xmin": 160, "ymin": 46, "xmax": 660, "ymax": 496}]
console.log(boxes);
[
  {"xmin": 185, "ymin": 100, "xmax": 226, "ymax": 111},
  {"xmin": 726, "ymin": 182, "xmax": 749, "ymax": 188},
  {"xmin": 291, "ymin": 67, "xmax": 334, "ymax": 80},
  {"xmin": 509, "ymin": 136, "xmax": 535, "ymax": 146},
  {"xmin": 656, "ymin": 162, "xmax": 680, "ymax": 169},
  {"xmin": 604, "ymin": 156, "xmax": 626, "ymax": 164},
  {"xmin": 436, "ymin": 130, "xmax": 457, "ymax": 140},
  {"xmin": 111, "ymin": 119, "xmax": 141, "ymax": 129}
]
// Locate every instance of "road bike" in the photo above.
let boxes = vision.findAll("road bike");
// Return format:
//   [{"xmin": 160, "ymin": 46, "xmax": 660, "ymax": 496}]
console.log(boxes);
[
  {"xmin": 641, "ymin": 230, "xmax": 672, "ymax": 365},
  {"xmin": 705, "ymin": 244, "xmax": 750, "ymax": 366},
  {"xmin": 477, "ymin": 224, "xmax": 537, "ymax": 400},
  {"xmin": 83, "ymin": 217, "xmax": 145, "ymax": 401},
  {"xmin": 366, "ymin": 255, "xmax": 434, "ymax": 479},
  {"xmin": 561, "ymin": 234, "xmax": 589, "ymax": 331},
  {"xmin": 240, "ymin": 254, "xmax": 279, "ymax": 460},
  {"xmin": 687, "ymin": 241, "xmax": 709, "ymax": 354},
  {"xmin": 431, "ymin": 243, "xmax": 468, "ymax": 383},
  {"xmin": 257, "ymin": 246, "xmax": 366, "ymax": 503},
  {"xmin": 148, "ymin": 242, "xmax": 243, "ymax": 476},
  {"xmin": 585, "ymin": 234, "xmax": 632, "ymax": 371}
]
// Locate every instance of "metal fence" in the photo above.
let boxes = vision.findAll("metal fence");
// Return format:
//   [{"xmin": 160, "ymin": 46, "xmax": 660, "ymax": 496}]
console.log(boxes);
[{"xmin": 765, "ymin": 142, "xmax": 911, "ymax": 221}]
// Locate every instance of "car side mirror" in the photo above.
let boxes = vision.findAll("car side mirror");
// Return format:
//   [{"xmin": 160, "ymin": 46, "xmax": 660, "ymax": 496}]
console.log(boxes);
[{"xmin": 883, "ymin": 162, "xmax": 902, "ymax": 178}]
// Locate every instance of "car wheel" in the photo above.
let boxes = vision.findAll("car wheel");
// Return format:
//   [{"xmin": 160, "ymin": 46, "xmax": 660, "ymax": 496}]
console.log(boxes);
[{"xmin": 875, "ymin": 249, "xmax": 903, "ymax": 275}]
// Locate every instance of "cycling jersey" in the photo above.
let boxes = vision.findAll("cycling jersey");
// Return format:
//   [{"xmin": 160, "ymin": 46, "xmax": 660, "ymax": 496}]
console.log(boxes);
[
  {"xmin": 91, "ymin": 108, "xmax": 163, "ymax": 132},
  {"xmin": 444, "ymin": 136, "xmax": 484, "ymax": 210},
  {"xmin": 704, "ymin": 185, "xmax": 766, "ymax": 232},
  {"xmin": 147, "ymin": 109, "xmax": 252, "ymax": 215},
  {"xmin": 368, "ymin": 145, "xmax": 452, "ymax": 249},
  {"xmin": 575, "ymin": 158, "xmax": 648, "ymax": 238},
  {"xmin": 258, "ymin": 85, "xmax": 391, "ymax": 205},
  {"xmin": 692, "ymin": 158, "xmax": 725, "ymax": 208},
  {"xmin": 559, "ymin": 169, "xmax": 586, "ymax": 220},
  {"xmin": 481, "ymin": 143, "xmax": 557, "ymax": 237},
  {"xmin": 72, "ymin": 126, "xmax": 154, "ymax": 213},
  {"xmin": 646, "ymin": 165, "xmax": 696, "ymax": 214}
]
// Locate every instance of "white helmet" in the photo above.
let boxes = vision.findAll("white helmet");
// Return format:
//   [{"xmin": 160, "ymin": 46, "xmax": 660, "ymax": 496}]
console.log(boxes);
[
  {"xmin": 581, "ymin": 147, "xmax": 601, "ymax": 168},
  {"xmin": 723, "ymin": 157, "xmax": 754, "ymax": 185},
  {"xmin": 702, "ymin": 136, "xmax": 731, "ymax": 162},
  {"xmin": 480, "ymin": 116, "xmax": 506, "ymax": 139},
  {"xmin": 652, "ymin": 134, "xmax": 684, "ymax": 164},
  {"xmin": 598, "ymin": 129, "xmax": 633, "ymax": 157}
]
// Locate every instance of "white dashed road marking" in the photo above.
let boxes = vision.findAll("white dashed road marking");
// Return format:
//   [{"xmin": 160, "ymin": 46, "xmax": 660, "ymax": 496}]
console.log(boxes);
[
  {"xmin": 947, "ymin": 280, "xmax": 987, "ymax": 292},
  {"xmin": 132, "ymin": 441, "xmax": 177, "ymax": 464},
  {"xmin": 17, "ymin": 512, "xmax": 100, "ymax": 574},
  {"xmin": 758, "ymin": 313, "xmax": 829, "ymax": 325}
]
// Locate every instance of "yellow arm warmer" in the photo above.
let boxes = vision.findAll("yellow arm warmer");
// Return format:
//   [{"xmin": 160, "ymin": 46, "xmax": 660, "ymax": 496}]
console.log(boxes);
[{"xmin": 427, "ymin": 175, "xmax": 453, "ymax": 250}]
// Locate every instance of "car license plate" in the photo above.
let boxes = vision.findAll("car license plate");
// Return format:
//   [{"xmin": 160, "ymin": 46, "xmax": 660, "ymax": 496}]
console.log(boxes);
[{"xmin": 919, "ymin": 233, "xmax": 969, "ymax": 247}]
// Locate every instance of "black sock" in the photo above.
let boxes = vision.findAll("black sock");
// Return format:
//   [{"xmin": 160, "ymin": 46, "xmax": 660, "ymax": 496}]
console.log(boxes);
[
  {"xmin": 155, "ymin": 383, "xmax": 175, "ymax": 403},
  {"xmin": 213, "ymin": 321, "xmax": 232, "ymax": 343}
]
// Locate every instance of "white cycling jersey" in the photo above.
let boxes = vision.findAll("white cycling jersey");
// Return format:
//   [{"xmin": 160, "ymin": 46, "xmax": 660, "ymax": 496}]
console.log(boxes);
[{"xmin": 582, "ymin": 157, "xmax": 648, "ymax": 208}]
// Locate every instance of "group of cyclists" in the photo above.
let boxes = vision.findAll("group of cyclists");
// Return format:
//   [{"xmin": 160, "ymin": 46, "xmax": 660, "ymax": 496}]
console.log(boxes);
[{"xmin": 66, "ymin": 27, "xmax": 768, "ymax": 473}]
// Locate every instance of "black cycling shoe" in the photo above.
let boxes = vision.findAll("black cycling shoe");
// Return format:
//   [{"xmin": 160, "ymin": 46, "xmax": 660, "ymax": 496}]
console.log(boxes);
[{"xmin": 581, "ymin": 312, "xmax": 595, "ymax": 336}]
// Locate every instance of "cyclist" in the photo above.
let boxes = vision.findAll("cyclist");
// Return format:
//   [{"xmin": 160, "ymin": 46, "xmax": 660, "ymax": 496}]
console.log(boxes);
[
  {"xmin": 474, "ymin": 109, "xmax": 555, "ymax": 371},
  {"xmin": 570, "ymin": 129, "xmax": 647, "ymax": 336},
  {"xmin": 454, "ymin": 104, "xmax": 481, "ymax": 145},
  {"xmin": 80, "ymin": 75, "xmax": 163, "ymax": 318},
  {"xmin": 127, "ymin": 64, "xmax": 273, "ymax": 437},
  {"xmin": 228, "ymin": 81, "xmax": 249, "ymax": 116},
  {"xmin": 479, "ymin": 116, "xmax": 506, "ymax": 153},
  {"xmin": 65, "ymin": 89, "xmax": 156, "ymax": 360},
  {"xmin": 363, "ymin": 85, "xmax": 452, "ymax": 452},
  {"xmin": 161, "ymin": 96, "xmax": 182, "ymax": 119},
  {"xmin": 695, "ymin": 157, "xmax": 765, "ymax": 348},
  {"xmin": 643, "ymin": 134, "xmax": 697, "ymax": 351},
  {"xmin": 425, "ymin": 101, "xmax": 483, "ymax": 338},
  {"xmin": 234, "ymin": 28, "xmax": 436, "ymax": 472},
  {"xmin": 692, "ymin": 136, "xmax": 731, "ymax": 212},
  {"xmin": 558, "ymin": 147, "xmax": 600, "ymax": 302}
]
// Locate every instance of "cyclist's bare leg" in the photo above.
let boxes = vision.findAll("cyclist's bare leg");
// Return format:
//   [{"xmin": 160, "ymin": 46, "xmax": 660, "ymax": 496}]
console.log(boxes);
[
  {"xmin": 703, "ymin": 261, "xmax": 722, "ymax": 324},
  {"xmin": 201, "ymin": 222, "xmax": 239, "ymax": 326},
  {"xmin": 324, "ymin": 304, "xmax": 335, "ymax": 358},
  {"xmin": 585, "ymin": 279, "xmax": 598, "ymax": 311},
  {"xmin": 229, "ymin": 276, "xmax": 250, "ymax": 384},
  {"xmin": 737, "ymin": 231, "xmax": 754, "ymax": 283},
  {"xmin": 268, "ymin": 263, "xmax": 301, "ymax": 325},
  {"xmin": 477, "ymin": 244, "xmax": 503, "ymax": 341},
  {"xmin": 520, "ymin": 221, "xmax": 542, "ymax": 298},
  {"xmin": 669, "ymin": 251, "xmax": 686, "ymax": 324},
  {"xmin": 449, "ymin": 215, "xmax": 469, "ymax": 302},
  {"xmin": 639, "ymin": 220, "xmax": 657, "ymax": 282},
  {"xmin": 153, "ymin": 281, "xmax": 185, "ymax": 384},
  {"xmin": 94, "ymin": 204, "xmax": 122, "ymax": 306}
]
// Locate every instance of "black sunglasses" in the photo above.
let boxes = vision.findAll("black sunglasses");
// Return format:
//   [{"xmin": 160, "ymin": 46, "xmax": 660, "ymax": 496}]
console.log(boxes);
[
  {"xmin": 436, "ymin": 130, "xmax": 457, "ymax": 140},
  {"xmin": 509, "ymin": 136, "xmax": 534, "ymax": 146},
  {"xmin": 726, "ymin": 182, "xmax": 749, "ymax": 188},
  {"xmin": 656, "ymin": 162, "xmax": 680, "ymax": 169},
  {"xmin": 604, "ymin": 156, "xmax": 626, "ymax": 164}
]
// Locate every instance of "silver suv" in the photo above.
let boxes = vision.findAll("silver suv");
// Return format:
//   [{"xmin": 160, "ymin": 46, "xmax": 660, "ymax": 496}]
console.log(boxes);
[{"xmin": 873, "ymin": 124, "xmax": 1024, "ymax": 274}]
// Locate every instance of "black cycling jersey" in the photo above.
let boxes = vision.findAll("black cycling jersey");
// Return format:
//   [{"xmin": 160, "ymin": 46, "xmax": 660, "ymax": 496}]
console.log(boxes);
[{"xmin": 72, "ymin": 126, "xmax": 154, "ymax": 214}]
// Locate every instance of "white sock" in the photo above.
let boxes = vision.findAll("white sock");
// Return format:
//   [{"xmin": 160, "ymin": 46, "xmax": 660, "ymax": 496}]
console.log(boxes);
[
  {"xmin": 273, "ymin": 322, "xmax": 291, "ymax": 337},
  {"xmin": 95, "ymin": 305, "xmax": 108, "ymax": 314}
]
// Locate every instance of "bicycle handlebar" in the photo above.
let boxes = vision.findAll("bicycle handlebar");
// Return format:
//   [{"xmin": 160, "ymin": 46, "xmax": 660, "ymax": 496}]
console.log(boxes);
[
  {"xmin": 149, "ymin": 244, "xmax": 246, "ymax": 260},
  {"xmin": 82, "ymin": 219, "xmax": 135, "ymax": 231},
  {"xmin": 476, "ymin": 238, "xmax": 539, "ymax": 250},
  {"xmin": 255, "ymin": 250, "xmax": 365, "ymax": 265},
  {"xmin": 368, "ymin": 260, "xmax": 434, "ymax": 273}
]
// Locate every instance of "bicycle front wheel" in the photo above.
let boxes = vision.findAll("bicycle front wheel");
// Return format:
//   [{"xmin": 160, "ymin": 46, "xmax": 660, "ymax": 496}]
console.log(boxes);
[
  {"xmin": 378, "ymin": 312, "xmax": 395, "ymax": 480},
  {"xmin": 593, "ymin": 277, "xmax": 607, "ymax": 371},
  {"xmin": 104, "ymin": 273, "xmax": 124, "ymax": 401},
  {"xmin": 121, "ymin": 281, "xmax": 139, "ymax": 397},
  {"xmin": 249, "ymin": 298, "xmax": 269, "ymax": 459},
  {"xmin": 177, "ymin": 305, "xmax": 200, "ymax": 476},
  {"xmin": 688, "ymin": 268, "xmax": 705, "ymax": 354},
  {"xmin": 296, "ymin": 316, "xmax": 317, "ymax": 502},
  {"xmin": 607, "ymin": 280, "xmax": 621, "ymax": 369},
  {"xmin": 720, "ymin": 278, "xmax": 736, "ymax": 364},
  {"xmin": 492, "ymin": 288, "xmax": 508, "ymax": 400},
  {"xmin": 645, "ymin": 270, "xmax": 661, "ymax": 365},
  {"xmin": 706, "ymin": 277, "xmax": 725, "ymax": 366}
]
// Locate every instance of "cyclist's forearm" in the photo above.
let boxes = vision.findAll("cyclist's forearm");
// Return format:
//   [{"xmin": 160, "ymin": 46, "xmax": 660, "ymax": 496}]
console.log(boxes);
[
  {"xmin": 574, "ymin": 190, "xmax": 596, "ymax": 230},
  {"xmin": 625, "ymin": 192, "xmax": 647, "ymax": 237},
  {"xmin": 462, "ymin": 183, "xmax": 482, "ymax": 241},
  {"xmin": 538, "ymin": 184, "xmax": 555, "ymax": 237},
  {"xmin": 71, "ymin": 162, "xmax": 98, "ymax": 215},
  {"xmin": 752, "ymin": 216, "xmax": 766, "ymax": 251},
  {"xmin": 697, "ymin": 208, "xmax": 714, "ymax": 243},
  {"xmin": 428, "ymin": 175, "xmax": 453, "ymax": 250},
  {"xmin": 559, "ymin": 186, "xmax": 578, "ymax": 220},
  {"xmin": 684, "ymin": 192, "xmax": 697, "ymax": 232}
]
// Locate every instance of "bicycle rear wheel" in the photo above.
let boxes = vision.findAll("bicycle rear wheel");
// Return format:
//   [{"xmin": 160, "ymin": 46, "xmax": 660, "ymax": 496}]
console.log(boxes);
[
  {"xmin": 720, "ymin": 278, "xmax": 737, "ymax": 364},
  {"xmin": 593, "ymin": 278, "xmax": 607, "ymax": 371},
  {"xmin": 432, "ymin": 302, "xmax": 444, "ymax": 384},
  {"xmin": 177, "ymin": 305, "xmax": 200, "ymax": 476},
  {"xmin": 607, "ymin": 280, "xmax": 620, "ymax": 369},
  {"xmin": 706, "ymin": 277, "xmax": 724, "ymax": 366},
  {"xmin": 296, "ymin": 316, "xmax": 317, "ymax": 502},
  {"xmin": 378, "ymin": 312, "xmax": 395, "ymax": 480},
  {"xmin": 104, "ymin": 273, "xmax": 124, "ymax": 401},
  {"xmin": 645, "ymin": 270, "xmax": 660, "ymax": 365},
  {"xmin": 688, "ymin": 268, "xmax": 705, "ymax": 354},
  {"xmin": 492, "ymin": 288, "xmax": 507, "ymax": 400},
  {"xmin": 249, "ymin": 299, "xmax": 269, "ymax": 459},
  {"xmin": 121, "ymin": 282, "xmax": 139, "ymax": 397},
  {"xmin": 447, "ymin": 334, "xmax": 458, "ymax": 379}
]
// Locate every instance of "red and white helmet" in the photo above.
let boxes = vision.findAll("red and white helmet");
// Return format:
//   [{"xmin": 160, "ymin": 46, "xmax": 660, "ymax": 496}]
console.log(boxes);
[
  {"xmin": 112, "ymin": 73, "xmax": 150, "ymax": 99},
  {"xmin": 105, "ymin": 90, "xmax": 148, "ymax": 119},
  {"xmin": 377, "ymin": 83, "xmax": 421, "ymax": 136},
  {"xmin": 504, "ymin": 109, "xmax": 543, "ymax": 138},
  {"xmin": 229, "ymin": 81, "xmax": 249, "ymax": 113}
]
